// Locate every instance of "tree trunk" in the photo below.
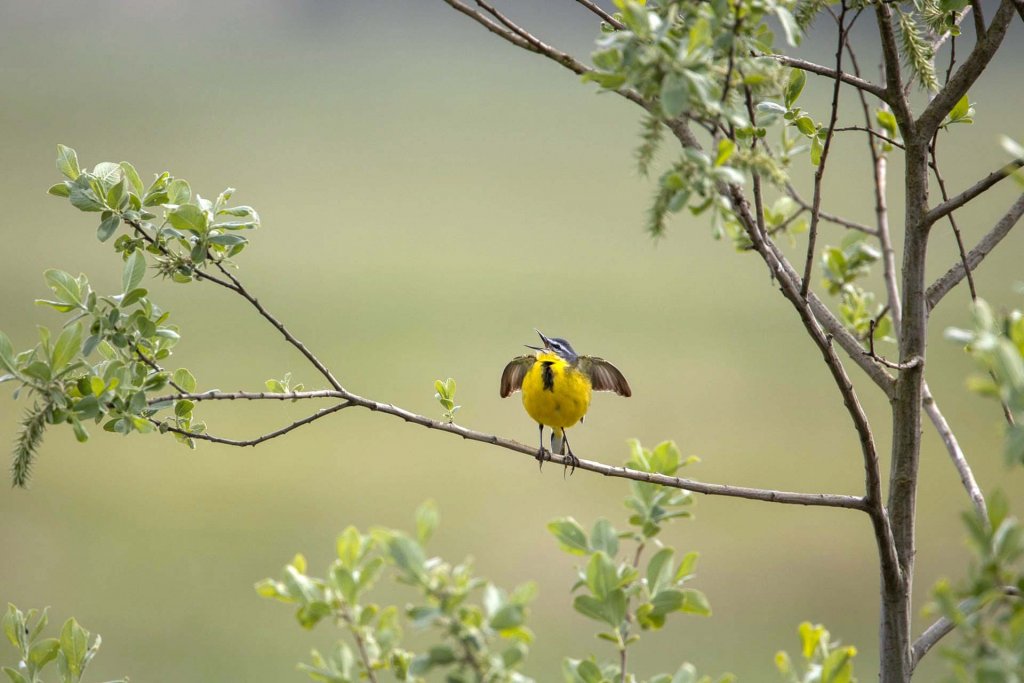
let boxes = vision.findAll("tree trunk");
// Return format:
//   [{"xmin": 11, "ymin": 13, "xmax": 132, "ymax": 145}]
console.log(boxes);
[{"xmin": 880, "ymin": 137, "xmax": 931, "ymax": 682}]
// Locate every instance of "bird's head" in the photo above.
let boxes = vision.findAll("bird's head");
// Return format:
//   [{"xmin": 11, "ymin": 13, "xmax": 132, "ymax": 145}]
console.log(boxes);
[{"xmin": 526, "ymin": 329, "xmax": 578, "ymax": 363}]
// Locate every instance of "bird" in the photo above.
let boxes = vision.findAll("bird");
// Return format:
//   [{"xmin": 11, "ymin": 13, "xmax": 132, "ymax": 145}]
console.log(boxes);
[{"xmin": 500, "ymin": 330, "xmax": 631, "ymax": 474}]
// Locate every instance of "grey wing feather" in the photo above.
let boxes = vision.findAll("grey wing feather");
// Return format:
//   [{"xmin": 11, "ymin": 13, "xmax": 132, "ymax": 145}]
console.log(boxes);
[
  {"xmin": 580, "ymin": 356, "xmax": 632, "ymax": 397},
  {"xmin": 500, "ymin": 355, "xmax": 535, "ymax": 397}
]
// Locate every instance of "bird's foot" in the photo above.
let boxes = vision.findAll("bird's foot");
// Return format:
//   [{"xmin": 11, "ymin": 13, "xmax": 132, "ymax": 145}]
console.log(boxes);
[
  {"xmin": 535, "ymin": 447, "xmax": 548, "ymax": 472},
  {"xmin": 563, "ymin": 451, "xmax": 579, "ymax": 478}
]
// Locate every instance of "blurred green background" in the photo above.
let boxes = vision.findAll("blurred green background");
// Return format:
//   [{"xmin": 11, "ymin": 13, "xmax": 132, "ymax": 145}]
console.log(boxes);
[{"xmin": 1, "ymin": 2, "xmax": 1022, "ymax": 681}]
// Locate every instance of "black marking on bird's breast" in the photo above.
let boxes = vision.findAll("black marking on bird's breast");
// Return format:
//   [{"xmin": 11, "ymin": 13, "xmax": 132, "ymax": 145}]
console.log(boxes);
[{"xmin": 541, "ymin": 361, "xmax": 555, "ymax": 391}]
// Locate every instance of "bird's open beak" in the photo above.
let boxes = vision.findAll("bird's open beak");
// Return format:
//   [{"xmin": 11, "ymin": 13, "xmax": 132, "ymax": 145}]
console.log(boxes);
[{"xmin": 525, "ymin": 329, "xmax": 552, "ymax": 351}]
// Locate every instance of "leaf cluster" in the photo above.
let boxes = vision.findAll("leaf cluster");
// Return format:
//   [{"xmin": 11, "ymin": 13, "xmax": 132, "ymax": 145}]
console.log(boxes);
[
  {"xmin": 819, "ymin": 234, "xmax": 892, "ymax": 343},
  {"xmin": 48, "ymin": 145, "xmax": 258, "ymax": 281},
  {"xmin": 774, "ymin": 621, "xmax": 858, "ymax": 683},
  {"xmin": 927, "ymin": 492, "xmax": 1024, "ymax": 681},
  {"xmin": 946, "ymin": 299, "xmax": 1024, "ymax": 465},
  {"xmin": 2, "ymin": 605, "xmax": 124, "ymax": 683},
  {"xmin": 1, "ymin": 145, "xmax": 269, "ymax": 485},
  {"xmin": 256, "ymin": 501, "xmax": 535, "ymax": 683},
  {"xmin": 552, "ymin": 441, "xmax": 724, "ymax": 683},
  {"xmin": 434, "ymin": 378, "xmax": 461, "ymax": 423}
]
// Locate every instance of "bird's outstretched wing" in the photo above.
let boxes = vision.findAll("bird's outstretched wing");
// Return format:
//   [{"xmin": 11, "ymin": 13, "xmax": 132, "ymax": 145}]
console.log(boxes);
[
  {"xmin": 500, "ymin": 355, "xmax": 536, "ymax": 397},
  {"xmin": 579, "ymin": 356, "xmax": 632, "ymax": 397}
]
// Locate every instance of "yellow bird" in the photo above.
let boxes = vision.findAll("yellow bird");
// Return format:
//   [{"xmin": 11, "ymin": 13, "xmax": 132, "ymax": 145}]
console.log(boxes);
[{"xmin": 500, "ymin": 330, "xmax": 631, "ymax": 473}]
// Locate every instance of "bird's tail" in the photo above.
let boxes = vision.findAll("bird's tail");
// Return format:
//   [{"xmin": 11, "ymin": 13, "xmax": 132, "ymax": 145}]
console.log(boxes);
[{"xmin": 550, "ymin": 428, "xmax": 567, "ymax": 456}]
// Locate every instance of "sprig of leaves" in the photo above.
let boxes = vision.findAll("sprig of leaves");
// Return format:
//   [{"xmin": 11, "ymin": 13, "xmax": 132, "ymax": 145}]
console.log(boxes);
[
  {"xmin": 257, "ymin": 501, "xmax": 536, "ymax": 683},
  {"xmin": 774, "ymin": 621, "xmax": 858, "ymax": 683},
  {"xmin": 2, "ymin": 604, "xmax": 125, "ymax": 683}
]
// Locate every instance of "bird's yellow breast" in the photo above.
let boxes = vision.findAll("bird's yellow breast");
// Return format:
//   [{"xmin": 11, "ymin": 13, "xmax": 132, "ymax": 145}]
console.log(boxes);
[{"xmin": 521, "ymin": 353, "xmax": 592, "ymax": 429}]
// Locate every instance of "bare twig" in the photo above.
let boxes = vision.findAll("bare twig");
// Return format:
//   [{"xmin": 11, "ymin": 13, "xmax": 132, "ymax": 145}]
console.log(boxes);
[
  {"xmin": 922, "ymin": 385, "xmax": 988, "ymax": 522},
  {"xmin": 573, "ymin": 0, "xmax": 624, "ymax": 30},
  {"xmin": 926, "ymin": 195, "xmax": 1024, "ymax": 310},
  {"xmin": 833, "ymin": 126, "xmax": 904, "ymax": 151},
  {"xmin": 149, "ymin": 390, "xmax": 348, "ymax": 405},
  {"xmin": 800, "ymin": 1, "xmax": 849, "ymax": 299},
  {"xmin": 769, "ymin": 54, "xmax": 889, "ymax": 102},
  {"xmin": 785, "ymin": 184, "xmax": 878, "ymax": 235},
  {"xmin": 930, "ymin": 138, "xmax": 977, "ymax": 300},
  {"xmin": 910, "ymin": 586, "xmax": 1022, "ymax": 670},
  {"xmin": 969, "ymin": 0, "xmax": 987, "ymax": 48},
  {"xmin": 155, "ymin": 402, "xmax": 353, "ymax": 447},
  {"xmin": 925, "ymin": 159, "xmax": 1024, "ymax": 226},
  {"xmin": 844, "ymin": 44, "xmax": 901, "ymax": 334},
  {"xmin": 340, "ymin": 606, "xmax": 381, "ymax": 683}
]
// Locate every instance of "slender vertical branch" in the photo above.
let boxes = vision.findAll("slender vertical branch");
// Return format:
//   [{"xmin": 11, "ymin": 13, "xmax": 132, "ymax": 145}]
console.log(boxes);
[
  {"xmin": 845, "ymin": 42, "xmax": 901, "ymax": 334},
  {"xmin": 922, "ymin": 386, "xmax": 988, "ymax": 522},
  {"xmin": 800, "ymin": 1, "xmax": 849, "ymax": 299}
]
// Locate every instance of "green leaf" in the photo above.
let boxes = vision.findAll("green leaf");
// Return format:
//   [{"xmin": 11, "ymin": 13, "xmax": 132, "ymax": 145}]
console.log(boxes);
[
  {"xmin": 576, "ymin": 659, "xmax": 604, "ymax": 683},
  {"xmin": 59, "ymin": 618, "xmax": 88, "ymax": 680},
  {"xmin": 548, "ymin": 517, "xmax": 589, "ymax": 555},
  {"xmin": 714, "ymin": 139, "xmax": 735, "ymax": 167},
  {"xmin": 647, "ymin": 547, "xmax": 675, "ymax": 595},
  {"xmin": 799, "ymin": 621, "xmax": 826, "ymax": 659},
  {"xmin": 386, "ymin": 534, "xmax": 426, "ymax": 579},
  {"xmin": 660, "ymin": 72, "xmax": 689, "ymax": 118},
  {"xmin": 69, "ymin": 184, "xmax": 105, "ymax": 212},
  {"xmin": 51, "ymin": 322, "xmax": 83, "ymax": 373},
  {"xmin": 3, "ymin": 668, "xmax": 28, "ymax": 683},
  {"xmin": 57, "ymin": 145, "xmax": 81, "ymax": 180},
  {"xmin": 336, "ymin": 526, "xmax": 362, "ymax": 569},
  {"xmin": 821, "ymin": 646, "xmax": 857, "ymax": 683},
  {"xmin": 794, "ymin": 115, "xmax": 816, "ymax": 137},
  {"xmin": 573, "ymin": 591, "xmax": 626, "ymax": 628},
  {"xmin": 48, "ymin": 182, "xmax": 71, "ymax": 197},
  {"xmin": 490, "ymin": 604, "xmax": 526, "ymax": 631},
  {"xmin": 97, "ymin": 213, "xmax": 120, "ymax": 242},
  {"xmin": 120, "ymin": 162, "xmax": 144, "ymax": 196},
  {"xmin": 949, "ymin": 93, "xmax": 970, "ymax": 121},
  {"xmin": 167, "ymin": 204, "xmax": 208, "ymax": 236},
  {"xmin": 650, "ymin": 588, "xmax": 685, "ymax": 616},
  {"xmin": 122, "ymin": 251, "xmax": 146, "ymax": 294},
  {"xmin": 167, "ymin": 178, "xmax": 191, "ymax": 205},
  {"xmin": 415, "ymin": 499, "xmax": 439, "ymax": 544},
  {"xmin": 207, "ymin": 233, "xmax": 247, "ymax": 247},
  {"xmin": 876, "ymin": 109, "xmax": 898, "ymax": 136},
  {"xmin": 585, "ymin": 551, "xmax": 618, "ymax": 599},
  {"xmin": 0, "ymin": 332, "xmax": 15, "ymax": 375},
  {"xmin": 3, "ymin": 604, "xmax": 23, "ymax": 648},
  {"xmin": 172, "ymin": 368, "xmax": 197, "ymax": 393},
  {"xmin": 784, "ymin": 69, "xmax": 806, "ymax": 108},
  {"xmin": 681, "ymin": 588, "xmax": 711, "ymax": 616},
  {"xmin": 590, "ymin": 519, "xmax": 618, "ymax": 557},
  {"xmin": 28, "ymin": 637, "xmax": 60, "ymax": 668},
  {"xmin": 92, "ymin": 162, "xmax": 122, "ymax": 191},
  {"xmin": 811, "ymin": 135, "xmax": 824, "ymax": 166}
]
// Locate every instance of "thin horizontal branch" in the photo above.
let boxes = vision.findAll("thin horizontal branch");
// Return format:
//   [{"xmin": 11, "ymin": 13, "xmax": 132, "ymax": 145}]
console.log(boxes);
[
  {"xmin": 573, "ymin": 0, "xmax": 624, "ymax": 29},
  {"xmin": 786, "ymin": 184, "xmax": 878, "ymax": 235},
  {"xmin": 922, "ymin": 384, "xmax": 987, "ymax": 521},
  {"xmin": 911, "ymin": 585, "xmax": 1022, "ymax": 670},
  {"xmin": 833, "ymin": 125, "xmax": 904, "ymax": 151},
  {"xmin": 154, "ymin": 401, "xmax": 353, "ymax": 447},
  {"xmin": 769, "ymin": 54, "xmax": 889, "ymax": 103},
  {"xmin": 340, "ymin": 391, "xmax": 868, "ymax": 510},
  {"xmin": 156, "ymin": 386, "xmax": 865, "ymax": 507},
  {"xmin": 148, "ymin": 390, "xmax": 347, "ymax": 405},
  {"xmin": 926, "ymin": 194, "xmax": 1024, "ymax": 310},
  {"xmin": 925, "ymin": 159, "xmax": 1024, "ymax": 226}
]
